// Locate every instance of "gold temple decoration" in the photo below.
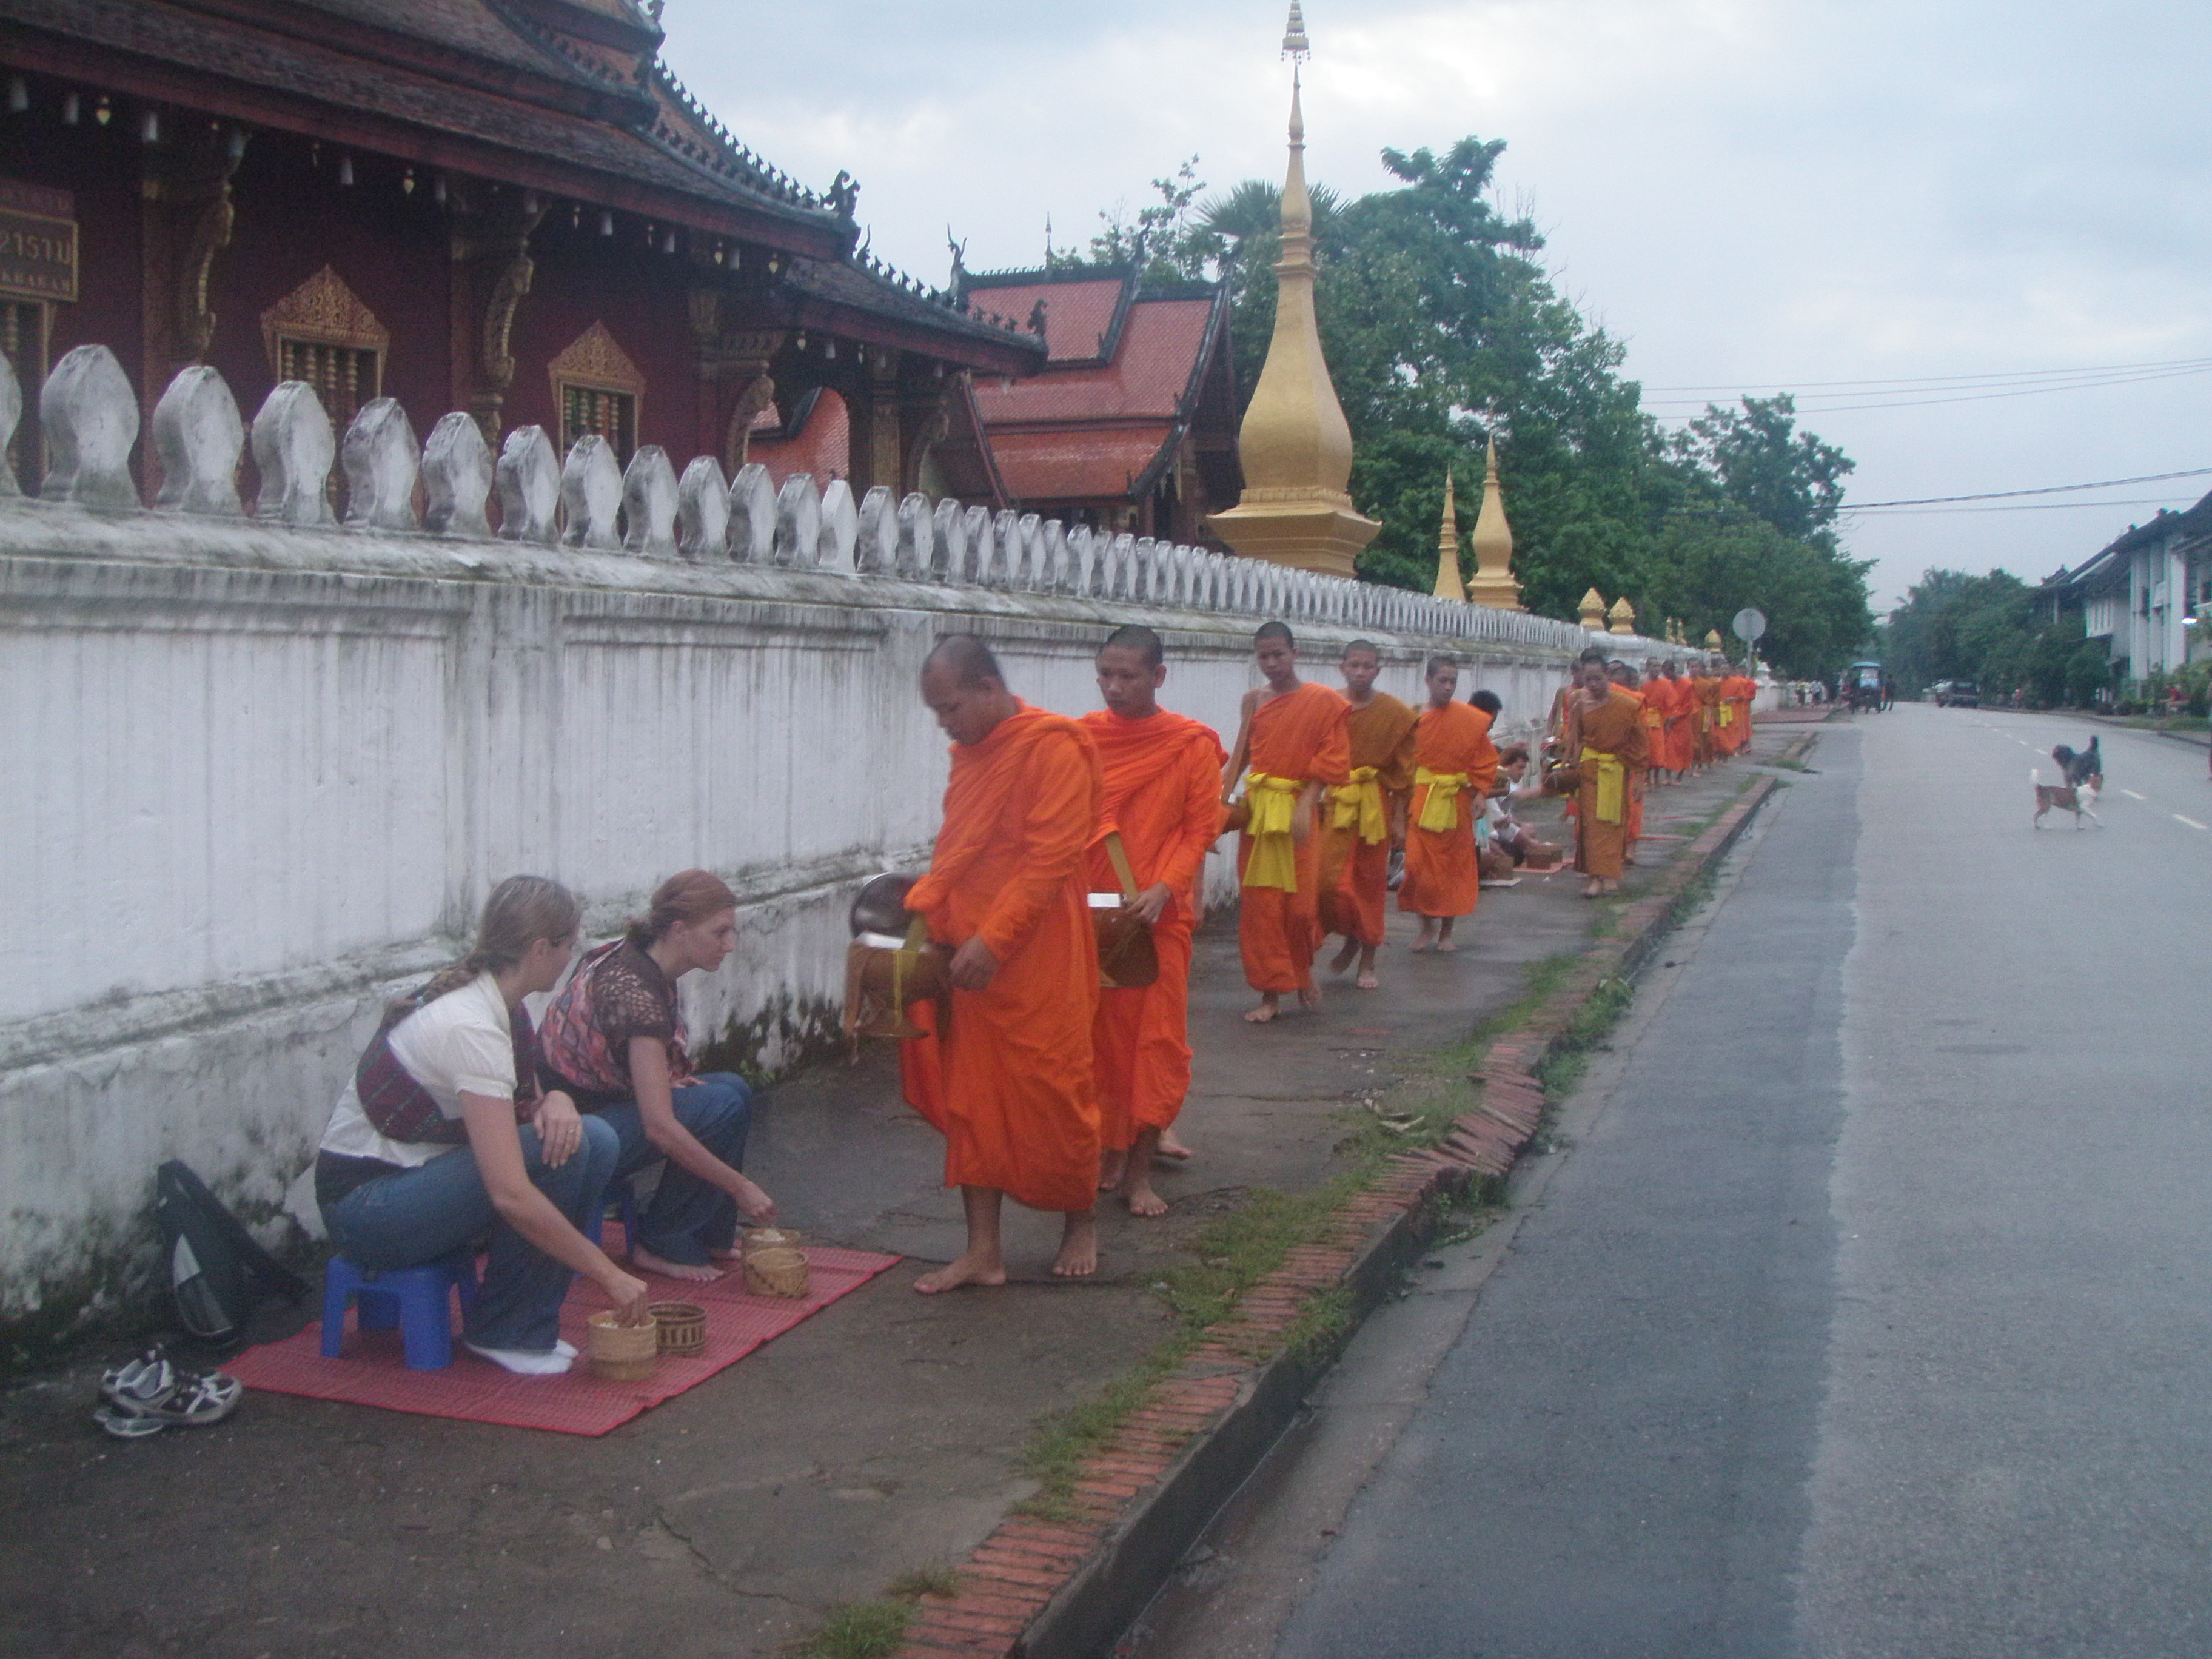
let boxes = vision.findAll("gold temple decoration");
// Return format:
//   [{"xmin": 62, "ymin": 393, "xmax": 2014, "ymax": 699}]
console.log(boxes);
[
  {"xmin": 1607, "ymin": 595, "xmax": 1636, "ymax": 636},
  {"xmin": 1464, "ymin": 435, "xmax": 1521, "ymax": 610},
  {"xmin": 1578, "ymin": 587, "xmax": 1606, "ymax": 631},
  {"xmin": 1430, "ymin": 466, "xmax": 1462, "ymax": 600},
  {"xmin": 1704, "ymin": 628, "xmax": 1724, "ymax": 650},
  {"xmin": 1204, "ymin": 7, "xmax": 1380, "ymax": 577}
]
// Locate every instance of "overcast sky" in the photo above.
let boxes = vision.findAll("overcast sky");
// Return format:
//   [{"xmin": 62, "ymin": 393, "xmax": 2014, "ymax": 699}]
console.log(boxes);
[{"xmin": 660, "ymin": 1, "xmax": 2212, "ymax": 614}]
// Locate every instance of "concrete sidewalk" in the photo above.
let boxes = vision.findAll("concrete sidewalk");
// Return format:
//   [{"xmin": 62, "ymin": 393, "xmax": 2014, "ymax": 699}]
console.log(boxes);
[{"xmin": 0, "ymin": 729, "xmax": 1803, "ymax": 1659}]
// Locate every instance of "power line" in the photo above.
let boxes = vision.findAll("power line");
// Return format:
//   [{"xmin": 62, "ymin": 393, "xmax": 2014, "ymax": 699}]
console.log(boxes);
[
  {"xmin": 1841, "ymin": 467, "xmax": 2212, "ymax": 509},
  {"xmin": 1846, "ymin": 496, "xmax": 2199, "ymax": 516},
  {"xmin": 1644, "ymin": 361, "xmax": 2212, "ymax": 417},
  {"xmin": 1640, "ymin": 354, "xmax": 2212, "ymax": 394}
]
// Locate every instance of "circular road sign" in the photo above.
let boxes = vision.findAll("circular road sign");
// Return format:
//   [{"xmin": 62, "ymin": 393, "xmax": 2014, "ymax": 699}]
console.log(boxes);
[{"xmin": 1732, "ymin": 606, "xmax": 1768, "ymax": 643}]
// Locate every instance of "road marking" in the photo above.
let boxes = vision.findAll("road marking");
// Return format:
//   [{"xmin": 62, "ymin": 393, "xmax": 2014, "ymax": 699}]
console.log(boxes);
[
  {"xmin": 2176, "ymin": 814, "xmax": 2208, "ymax": 831},
  {"xmin": 2122, "ymin": 789, "xmax": 2147, "ymax": 800}
]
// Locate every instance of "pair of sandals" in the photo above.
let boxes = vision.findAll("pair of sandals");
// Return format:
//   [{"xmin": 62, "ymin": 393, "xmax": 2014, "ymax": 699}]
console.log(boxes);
[{"xmin": 93, "ymin": 1347, "xmax": 243, "ymax": 1439}]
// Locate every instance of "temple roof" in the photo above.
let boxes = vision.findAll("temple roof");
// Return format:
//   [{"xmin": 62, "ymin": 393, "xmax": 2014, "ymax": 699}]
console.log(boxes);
[{"xmin": 961, "ymin": 268, "xmax": 1233, "ymax": 502}]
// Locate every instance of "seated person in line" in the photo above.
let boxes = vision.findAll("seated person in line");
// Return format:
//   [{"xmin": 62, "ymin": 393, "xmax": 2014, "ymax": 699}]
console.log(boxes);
[
  {"xmin": 538, "ymin": 869, "xmax": 776, "ymax": 1282},
  {"xmin": 1482, "ymin": 746, "xmax": 1560, "ymax": 879},
  {"xmin": 315, "ymin": 876, "xmax": 651, "ymax": 1377}
]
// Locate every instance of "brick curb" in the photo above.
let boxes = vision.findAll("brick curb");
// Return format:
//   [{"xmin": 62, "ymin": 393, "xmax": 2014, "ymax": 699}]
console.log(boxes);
[{"xmin": 896, "ymin": 765, "xmax": 1789, "ymax": 1659}]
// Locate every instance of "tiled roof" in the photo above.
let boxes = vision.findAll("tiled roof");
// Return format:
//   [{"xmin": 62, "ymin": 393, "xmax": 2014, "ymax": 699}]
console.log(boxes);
[
  {"xmin": 748, "ymin": 389, "xmax": 850, "ymax": 488},
  {"xmin": 960, "ymin": 278, "xmax": 1126, "ymax": 363},
  {"xmin": 0, "ymin": 0, "xmax": 841, "ymax": 243},
  {"xmin": 974, "ymin": 298, "xmax": 1215, "ymax": 424},
  {"xmin": 990, "ymin": 427, "xmax": 1175, "ymax": 502},
  {"xmin": 777, "ymin": 256, "xmax": 1048, "ymax": 363}
]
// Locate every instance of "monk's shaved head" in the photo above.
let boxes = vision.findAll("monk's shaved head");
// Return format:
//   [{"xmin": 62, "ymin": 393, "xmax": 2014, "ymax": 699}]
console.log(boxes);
[
  {"xmin": 1255, "ymin": 620, "xmax": 1295, "ymax": 649},
  {"xmin": 925, "ymin": 633, "xmax": 1005, "ymax": 690},
  {"xmin": 1341, "ymin": 638, "xmax": 1380, "ymax": 663},
  {"xmin": 1101, "ymin": 624, "xmax": 1164, "ymax": 669}
]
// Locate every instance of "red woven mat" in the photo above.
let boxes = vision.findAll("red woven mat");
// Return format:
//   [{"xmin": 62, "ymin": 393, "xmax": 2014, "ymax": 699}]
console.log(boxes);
[{"xmin": 226, "ymin": 1242, "xmax": 900, "ymax": 1436}]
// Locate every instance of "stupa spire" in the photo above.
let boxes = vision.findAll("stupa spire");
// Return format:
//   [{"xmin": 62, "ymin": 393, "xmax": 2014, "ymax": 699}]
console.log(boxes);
[
  {"xmin": 1431, "ymin": 467, "xmax": 1463, "ymax": 600},
  {"xmin": 1204, "ymin": 6, "xmax": 1381, "ymax": 577},
  {"xmin": 1464, "ymin": 435, "xmax": 1523, "ymax": 611}
]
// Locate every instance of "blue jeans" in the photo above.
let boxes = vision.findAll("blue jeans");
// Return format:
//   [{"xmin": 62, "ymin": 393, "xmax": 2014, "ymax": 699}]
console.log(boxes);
[
  {"xmin": 590, "ymin": 1072, "xmax": 754, "ymax": 1265},
  {"xmin": 322, "ymin": 1118, "xmax": 618, "ymax": 1352}
]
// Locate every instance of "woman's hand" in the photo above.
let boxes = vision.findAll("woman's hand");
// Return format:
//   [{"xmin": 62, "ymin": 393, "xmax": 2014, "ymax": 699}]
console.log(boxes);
[
  {"xmin": 732, "ymin": 1176, "xmax": 778, "ymax": 1227},
  {"xmin": 532, "ymin": 1090, "xmax": 585, "ymax": 1167},
  {"xmin": 600, "ymin": 1264, "xmax": 652, "ymax": 1324}
]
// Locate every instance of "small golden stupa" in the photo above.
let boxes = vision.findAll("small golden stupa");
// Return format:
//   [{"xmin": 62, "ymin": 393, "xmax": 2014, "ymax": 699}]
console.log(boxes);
[
  {"xmin": 1204, "ymin": 4, "xmax": 1381, "ymax": 577},
  {"xmin": 1430, "ymin": 467, "xmax": 1463, "ymax": 600},
  {"xmin": 1578, "ymin": 588, "xmax": 1607, "ymax": 630},
  {"xmin": 1464, "ymin": 435, "xmax": 1522, "ymax": 610},
  {"xmin": 1607, "ymin": 596, "xmax": 1637, "ymax": 636}
]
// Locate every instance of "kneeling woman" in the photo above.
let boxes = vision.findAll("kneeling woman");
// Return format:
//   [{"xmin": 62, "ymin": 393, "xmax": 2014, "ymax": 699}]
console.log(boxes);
[
  {"xmin": 315, "ymin": 876, "xmax": 651, "ymax": 1375},
  {"xmin": 538, "ymin": 870, "xmax": 776, "ymax": 1281}
]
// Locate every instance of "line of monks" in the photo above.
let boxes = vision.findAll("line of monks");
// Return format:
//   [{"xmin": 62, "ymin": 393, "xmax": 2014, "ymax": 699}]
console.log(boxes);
[{"xmin": 893, "ymin": 625, "xmax": 1757, "ymax": 1293}]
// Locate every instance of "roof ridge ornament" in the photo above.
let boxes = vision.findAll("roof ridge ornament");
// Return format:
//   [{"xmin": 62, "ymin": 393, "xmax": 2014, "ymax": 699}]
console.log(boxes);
[{"xmin": 1282, "ymin": 0, "xmax": 1310, "ymax": 62}]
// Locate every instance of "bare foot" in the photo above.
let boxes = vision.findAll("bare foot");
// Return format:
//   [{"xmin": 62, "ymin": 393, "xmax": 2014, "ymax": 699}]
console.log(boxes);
[
  {"xmin": 1409, "ymin": 932, "xmax": 1435, "ymax": 953},
  {"xmin": 1356, "ymin": 968, "xmax": 1379, "ymax": 990},
  {"xmin": 630, "ymin": 1245, "xmax": 725, "ymax": 1282},
  {"xmin": 1156, "ymin": 1130, "xmax": 1193, "ymax": 1162},
  {"xmin": 1436, "ymin": 938, "xmax": 1459, "ymax": 953},
  {"xmin": 1052, "ymin": 1214, "xmax": 1099, "ymax": 1278},
  {"xmin": 1245, "ymin": 994, "xmax": 1280, "ymax": 1024},
  {"xmin": 1583, "ymin": 877, "xmax": 1604, "ymax": 898},
  {"xmin": 1329, "ymin": 939, "xmax": 1359, "ymax": 976},
  {"xmin": 1298, "ymin": 984, "xmax": 1323, "ymax": 1010},
  {"xmin": 914, "ymin": 1251, "xmax": 1007, "ymax": 1293},
  {"xmin": 1098, "ymin": 1150, "xmax": 1127, "ymax": 1191},
  {"xmin": 1120, "ymin": 1176, "xmax": 1169, "ymax": 1217}
]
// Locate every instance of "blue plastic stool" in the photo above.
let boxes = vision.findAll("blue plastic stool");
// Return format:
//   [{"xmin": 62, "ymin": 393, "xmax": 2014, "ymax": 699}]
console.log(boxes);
[
  {"xmin": 320, "ymin": 1250, "xmax": 479, "ymax": 1370},
  {"xmin": 585, "ymin": 1181, "xmax": 643, "ymax": 1253}
]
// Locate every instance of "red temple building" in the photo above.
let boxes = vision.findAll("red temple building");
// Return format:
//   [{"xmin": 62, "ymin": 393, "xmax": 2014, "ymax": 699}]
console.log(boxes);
[
  {"xmin": 957, "ymin": 265, "xmax": 1242, "ymax": 541},
  {"xmin": 0, "ymin": 0, "xmax": 1044, "ymax": 499}
]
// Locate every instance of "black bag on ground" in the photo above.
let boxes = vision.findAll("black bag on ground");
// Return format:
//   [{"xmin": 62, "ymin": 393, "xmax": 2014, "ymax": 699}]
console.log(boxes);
[{"xmin": 155, "ymin": 1160, "xmax": 309, "ymax": 1349}]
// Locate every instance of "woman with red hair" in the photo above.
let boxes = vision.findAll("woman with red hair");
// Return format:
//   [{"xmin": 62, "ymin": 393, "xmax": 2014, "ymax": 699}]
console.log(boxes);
[{"xmin": 539, "ymin": 870, "xmax": 776, "ymax": 1281}]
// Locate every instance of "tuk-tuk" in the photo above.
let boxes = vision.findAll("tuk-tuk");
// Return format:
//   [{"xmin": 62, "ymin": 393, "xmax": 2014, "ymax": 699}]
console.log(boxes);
[{"xmin": 1845, "ymin": 660, "xmax": 1885, "ymax": 712}]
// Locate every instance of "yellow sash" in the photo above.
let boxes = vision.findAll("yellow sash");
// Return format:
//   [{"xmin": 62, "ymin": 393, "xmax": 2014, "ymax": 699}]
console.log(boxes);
[
  {"xmin": 1242, "ymin": 771, "xmax": 1302, "ymax": 891},
  {"xmin": 1719, "ymin": 705, "xmax": 1734, "ymax": 727},
  {"xmin": 1583, "ymin": 748, "xmax": 1626, "ymax": 825},
  {"xmin": 1328, "ymin": 766, "xmax": 1389, "ymax": 845},
  {"xmin": 1412, "ymin": 767, "xmax": 1470, "ymax": 833}
]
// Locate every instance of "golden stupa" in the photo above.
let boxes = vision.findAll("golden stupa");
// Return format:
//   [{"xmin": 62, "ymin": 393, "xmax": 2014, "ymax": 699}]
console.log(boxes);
[
  {"xmin": 1430, "ymin": 467, "xmax": 1463, "ymax": 600},
  {"xmin": 1464, "ymin": 435, "xmax": 1522, "ymax": 610},
  {"xmin": 1204, "ymin": 6, "xmax": 1381, "ymax": 577}
]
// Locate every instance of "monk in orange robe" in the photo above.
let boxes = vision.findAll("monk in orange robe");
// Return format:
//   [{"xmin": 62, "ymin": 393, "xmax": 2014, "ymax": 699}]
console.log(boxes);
[
  {"xmin": 1223, "ymin": 622, "xmax": 1352, "ymax": 1023},
  {"xmin": 901, "ymin": 635, "xmax": 1104, "ymax": 1290},
  {"xmin": 1720, "ymin": 667, "xmax": 1757, "ymax": 756},
  {"xmin": 1082, "ymin": 625, "xmax": 1226, "ymax": 1218},
  {"xmin": 1642, "ymin": 661, "xmax": 1683, "ymax": 784},
  {"xmin": 1320, "ymin": 640, "xmax": 1415, "ymax": 991},
  {"xmin": 1399, "ymin": 655, "xmax": 1498, "ymax": 951},
  {"xmin": 1609, "ymin": 660, "xmax": 1649, "ymax": 857},
  {"xmin": 1548, "ymin": 647, "xmax": 1651, "ymax": 897},
  {"xmin": 1663, "ymin": 662, "xmax": 1695, "ymax": 776},
  {"xmin": 1690, "ymin": 661, "xmax": 1721, "ymax": 768}
]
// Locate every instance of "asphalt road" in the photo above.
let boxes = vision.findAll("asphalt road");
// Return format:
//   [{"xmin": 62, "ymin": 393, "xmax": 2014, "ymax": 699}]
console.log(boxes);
[{"xmin": 1141, "ymin": 708, "xmax": 2212, "ymax": 1659}]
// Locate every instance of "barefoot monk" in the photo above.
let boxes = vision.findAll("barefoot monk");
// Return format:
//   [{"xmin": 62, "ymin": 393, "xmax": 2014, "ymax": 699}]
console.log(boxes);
[
  {"xmin": 1399, "ymin": 655, "xmax": 1497, "ymax": 953},
  {"xmin": 1082, "ymin": 626, "xmax": 1227, "ymax": 1217},
  {"xmin": 1319, "ymin": 640, "xmax": 1415, "ymax": 991},
  {"xmin": 1222, "ymin": 622, "xmax": 1351, "ymax": 1023},
  {"xmin": 1551, "ymin": 648, "xmax": 1650, "ymax": 897},
  {"xmin": 902, "ymin": 635, "xmax": 1104, "ymax": 1289}
]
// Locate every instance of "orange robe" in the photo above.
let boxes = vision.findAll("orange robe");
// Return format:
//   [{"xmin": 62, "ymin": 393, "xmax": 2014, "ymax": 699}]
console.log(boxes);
[
  {"xmin": 1621, "ymin": 686, "xmax": 1647, "ymax": 845},
  {"xmin": 1721, "ymin": 674, "xmax": 1756, "ymax": 754},
  {"xmin": 899, "ymin": 702, "xmax": 1103, "ymax": 1212},
  {"xmin": 1639, "ymin": 680, "xmax": 1670, "ymax": 779},
  {"xmin": 1399, "ymin": 701, "xmax": 1496, "ymax": 919},
  {"xmin": 1081, "ymin": 707, "xmax": 1226, "ymax": 1152},
  {"xmin": 1657, "ymin": 675, "xmax": 1694, "ymax": 773},
  {"xmin": 1558, "ymin": 687, "xmax": 1650, "ymax": 880},
  {"xmin": 1318, "ymin": 692, "xmax": 1417, "ymax": 950},
  {"xmin": 1237, "ymin": 680, "xmax": 1352, "ymax": 994},
  {"xmin": 1691, "ymin": 673, "xmax": 1720, "ymax": 765}
]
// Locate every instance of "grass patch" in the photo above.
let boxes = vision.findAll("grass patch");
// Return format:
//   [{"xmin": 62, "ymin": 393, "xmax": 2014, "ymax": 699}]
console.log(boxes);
[
  {"xmin": 788, "ymin": 1599, "xmax": 910, "ymax": 1659},
  {"xmin": 1532, "ymin": 972, "xmax": 1636, "ymax": 1101},
  {"xmin": 885, "ymin": 1566, "xmax": 962, "ymax": 1601}
]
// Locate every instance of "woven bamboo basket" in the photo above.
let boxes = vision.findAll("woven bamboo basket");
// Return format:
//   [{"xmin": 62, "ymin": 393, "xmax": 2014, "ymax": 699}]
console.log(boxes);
[
  {"xmin": 585, "ymin": 1309, "xmax": 659, "ymax": 1381},
  {"xmin": 648, "ymin": 1301, "xmax": 706, "ymax": 1356},
  {"xmin": 743, "ymin": 1227, "xmax": 810, "ymax": 1299}
]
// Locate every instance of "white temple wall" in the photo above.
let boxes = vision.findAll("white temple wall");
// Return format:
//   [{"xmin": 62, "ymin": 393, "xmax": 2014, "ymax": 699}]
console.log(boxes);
[{"xmin": 0, "ymin": 346, "xmax": 1666, "ymax": 1342}]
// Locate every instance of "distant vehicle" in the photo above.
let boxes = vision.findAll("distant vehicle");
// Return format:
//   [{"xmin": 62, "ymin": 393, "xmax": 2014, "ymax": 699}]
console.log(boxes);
[
  {"xmin": 1936, "ymin": 681, "xmax": 1979, "ymax": 708},
  {"xmin": 1929, "ymin": 680, "xmax": 1951, "ymax": 703},
  {"xmin": 1845, "ymin": 660, "xmax": 1885, "ymax": 713}
]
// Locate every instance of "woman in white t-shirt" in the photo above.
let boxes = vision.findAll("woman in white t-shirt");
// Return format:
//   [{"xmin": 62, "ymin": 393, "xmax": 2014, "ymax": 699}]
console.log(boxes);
[{"xmin": 315, "ymin": 876, "xmax": 651, "ymax": 1375}]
